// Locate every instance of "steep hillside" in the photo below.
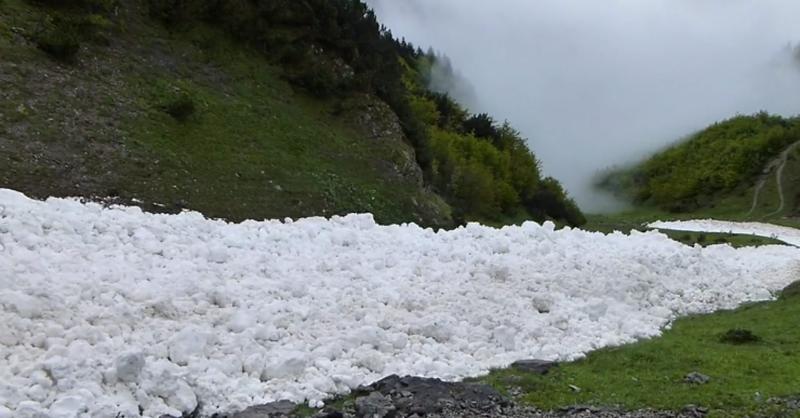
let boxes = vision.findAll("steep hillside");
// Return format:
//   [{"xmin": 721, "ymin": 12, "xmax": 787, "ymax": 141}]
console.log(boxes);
[
  {"xmin": 0, "ymin": 0, "xmax": 584, "ymax": 227},
  {"xmin": 598, "ymin": 113, "xmax": 800, "ymax": 220}
]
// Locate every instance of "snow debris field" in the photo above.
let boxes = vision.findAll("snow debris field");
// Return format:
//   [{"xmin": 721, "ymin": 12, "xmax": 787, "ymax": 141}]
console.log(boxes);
[
  {"xmin": 1, "ymin": 189, "xmax": 799, "ymax": 418},
  {"xmin": 650, "ymin": 219, "xmax": 800, "ymax": 247}
]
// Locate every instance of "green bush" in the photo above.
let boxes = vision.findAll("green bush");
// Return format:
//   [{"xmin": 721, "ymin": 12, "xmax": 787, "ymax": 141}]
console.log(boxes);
[
  {"xmin": 719, "ymin": 329, "xmax": 761, "ymax": 345},
  {"xmin": 162, "ymin": 94, "xmax": 196, "ymax": 121},
  {"xmin": 33, "ymin": 0, "xmax": 116, "ymax": 14},
  {"xmin": 35, "ymin": 14, "xmax": 82, "ymax": 62},
  {"xmin": 292, "ymin": 57, "xmax": 341, "ymax": 98},
  {"xmin": 31, "ymin": 0, "xmax": 117, "ymax": 62}
]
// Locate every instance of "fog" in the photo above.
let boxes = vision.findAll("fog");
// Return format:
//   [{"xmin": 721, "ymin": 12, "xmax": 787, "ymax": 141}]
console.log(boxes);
[{"xmin": 365, "ymin": 0, "xmax": 800, "ymax": 211}]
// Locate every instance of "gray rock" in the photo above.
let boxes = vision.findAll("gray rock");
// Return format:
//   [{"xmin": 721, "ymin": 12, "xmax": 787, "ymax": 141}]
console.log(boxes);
[
  {"xmin": 684, "ymin": 372, "xmax": 710, "ymax": 385},
  {"xmin": 559, "ymin": 405, "xmax": 605, "ymax": 413},
  {"xmin": 355, "ymin": 392, "xmax": 396, "ymax": 418},
  {"xmin": 681, "ymin": 404, "xmax": 709, "ymax": 417},
  {"xmin": 232, "ymin": 400, "xmax": 296, "ymax": 417},
  {"xmin": 313, "ymin": 411, "xmax": 344, "ymax": 418},
  {"xmin": 356, "ymin": 375, "xmax": 507, "ymax": 416},
  {"xmin": 511, "ymin": 359, "xmax": 558, "ymax": 375}
]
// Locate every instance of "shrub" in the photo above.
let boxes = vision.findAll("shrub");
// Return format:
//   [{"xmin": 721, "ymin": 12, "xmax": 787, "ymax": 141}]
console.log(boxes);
[
  {"xmin": 293, "ymin": 61, "xmax": 340, "ymax": 98},
  {"xmin": 33, "ymin": 0, "xmax": 117, "ymax": 14},
  {"xmin": 32, "ymin": 0, "xmax": 117, "ymax": 63},
  {"xmin": 35, "ymin": 14, "xmax": 81, "ymax": 63},
  {"xmin": 162, "ymin": 94, "xmax": 196, "ymax": 121},
  {"xmin": 146, "ymin": 0, "xmax": 212, "ymax": 26},
  {"xmin": 719, "ymin": 329, "xmax": 761, "ymax": 345}
]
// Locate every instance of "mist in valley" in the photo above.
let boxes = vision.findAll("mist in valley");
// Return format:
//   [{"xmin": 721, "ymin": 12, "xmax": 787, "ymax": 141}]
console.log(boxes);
[{"xmin": 366, "ymin": 0, "xmax": 800, "ymax": 211}]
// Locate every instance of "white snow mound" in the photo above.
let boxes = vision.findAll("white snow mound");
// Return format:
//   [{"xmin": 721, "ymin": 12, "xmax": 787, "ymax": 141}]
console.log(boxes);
[{"xmin": 1, "ymin": 189, "xmax": 799, "ymax": 417}]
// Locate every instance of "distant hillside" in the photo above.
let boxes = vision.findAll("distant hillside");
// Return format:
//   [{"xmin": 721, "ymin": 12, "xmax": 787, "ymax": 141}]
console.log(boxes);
[
  {"xmin": 598, "ymin": 113, "xmax": 800, "ymax": 215},
  {"xmin": 0, "ymin": 0, "xmax": 584, "ymax": 227}
]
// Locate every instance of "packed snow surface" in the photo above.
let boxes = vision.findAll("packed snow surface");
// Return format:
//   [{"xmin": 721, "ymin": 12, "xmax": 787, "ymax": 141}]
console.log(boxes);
[
  {"xmin": 650, "ymin": 219, "xmax": 800, "ymax": 247},
  {"xmin": 1, "ymin": 189, "xmax": 799, "ymax": 418}
]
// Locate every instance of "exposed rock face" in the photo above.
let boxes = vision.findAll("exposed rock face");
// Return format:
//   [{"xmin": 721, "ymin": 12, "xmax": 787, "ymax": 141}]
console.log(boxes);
[
  {"xmin": 340, "ymin": 95, "xmax": 425, "ymax": 187},
  {"xmin": 352, "ymin": 375, "xmax": 508, "ymax": 416},
  {"xmin": 354, "ymin": 392, "xmax": 396, "ymax": 418}
]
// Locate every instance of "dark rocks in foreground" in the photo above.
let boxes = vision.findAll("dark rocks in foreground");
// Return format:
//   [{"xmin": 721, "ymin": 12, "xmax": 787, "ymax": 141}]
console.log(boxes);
[
  {"xmin": 510, "ymin": 360, "xmax": 558, "ymax": 375},
  {"xmin": 352, "ymin": 374, "xmax": 509, "ymax": 416},
  {"xmin": 225, "ymin": 372, "xmax": 713, "ymax": 418}
]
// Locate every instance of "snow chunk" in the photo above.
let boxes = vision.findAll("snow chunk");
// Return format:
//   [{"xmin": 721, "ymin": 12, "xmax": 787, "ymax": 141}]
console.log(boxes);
[
  {"xmin": 48, "ymin": 396, "xmax": 87, "ymax": 418},
  {"xmin": 115, "ymin": 352, "xmax": 146, "ymax": 383},
  {"xmin": 168, "ymin": 328, "xmax": 208, "ymax": 366}
]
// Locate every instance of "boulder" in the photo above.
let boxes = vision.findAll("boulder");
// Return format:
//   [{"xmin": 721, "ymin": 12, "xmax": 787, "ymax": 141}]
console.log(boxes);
[{"xmin": 510, "ymin": 359, "xmax": 558, "ymax": 375}]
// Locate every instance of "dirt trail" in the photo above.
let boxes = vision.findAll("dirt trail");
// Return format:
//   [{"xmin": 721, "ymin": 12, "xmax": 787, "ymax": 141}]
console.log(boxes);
[{"xmin": 747, "ymin": 140, "xmax": 800, "ymax": 218}]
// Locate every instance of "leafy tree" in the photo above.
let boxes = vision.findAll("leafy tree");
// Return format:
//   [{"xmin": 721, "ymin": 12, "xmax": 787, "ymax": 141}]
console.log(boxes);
[{"xmin": 463, "ymin": 113, "xmax": 501, "ymax": 142}]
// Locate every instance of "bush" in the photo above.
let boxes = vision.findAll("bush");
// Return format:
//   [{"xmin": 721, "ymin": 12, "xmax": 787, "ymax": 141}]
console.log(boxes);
[
  {"xmin": 146, "ymin": 0, "xmax": 211, "ymax": 26},
  {"xmin": 162, "ymin": 94, "xmax": 196, "ymax": 121},
  {"xmin": 32, "ymin": 0, "xmax": 117, "ymax": 63},
  {"xmin": 719, "ymin": 329, "xmax": 761, "ymax": 345},
  {"xmin": 292, "ymin": 60, "xmax": 340, "ymax": 98},
  {"xmin": 32, "ymin": 0, "xmax": 117, "ymax": 14},
  {"xmin": 35, "ymin": 14, "xmax": 82, "ymax": 62}
]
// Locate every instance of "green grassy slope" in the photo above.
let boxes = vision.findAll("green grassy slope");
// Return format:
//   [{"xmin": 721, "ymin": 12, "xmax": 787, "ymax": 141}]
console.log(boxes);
[
  {"xmin": 0, "ymin": 0, "xmax": 451, "ymax": 225},
  {"xmin": 598, "ymin": 114, "xmax": 800, "ymax": 225},
  {"xmin": 479, "ymin": 283, "xmax": 800, "ymax": 417},
  {"xmin": 0, "ymin": 0, "xmax": 586, "ymax": 227},
  {"xmin": 585, "ymin": 144, "xmax": 800, "ymax": 235}
]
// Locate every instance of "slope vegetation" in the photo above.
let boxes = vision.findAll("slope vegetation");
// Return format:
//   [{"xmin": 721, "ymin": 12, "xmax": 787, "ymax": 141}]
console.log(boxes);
[
  {"xmin": 0, "ymin": 0, "xmax": 584, "ymax": 227},
  {"xmin": 599, "ymin": 113, "xmax": 800, "ymax": 218}
]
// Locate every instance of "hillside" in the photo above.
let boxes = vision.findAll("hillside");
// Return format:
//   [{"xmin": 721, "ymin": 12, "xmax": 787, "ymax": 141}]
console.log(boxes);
[
  {"xmin": 598, "ymin": 113, "xmax": 800, "ymax": 221},
  {"xmin": 0, "ymin": 0, "xmax": 584, "ymax": 227}
]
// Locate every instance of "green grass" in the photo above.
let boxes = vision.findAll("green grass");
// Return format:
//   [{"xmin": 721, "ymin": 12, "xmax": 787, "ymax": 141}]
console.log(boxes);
[
  {"xmin": 116, "ymin": 27, "xmax": 445, "ymax": 224},
  {"xmin": 0, "ymin": 1, "xmax": 451, "ymax": 227},
  {"xmin": 478, "ymin": 285, "xmax": 800, "ymax": 417}
]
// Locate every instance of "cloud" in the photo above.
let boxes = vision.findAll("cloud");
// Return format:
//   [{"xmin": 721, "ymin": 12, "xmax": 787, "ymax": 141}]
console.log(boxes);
[{"xmin": 366, "ymin": 0, "xmax": 800, "ymax": 211}]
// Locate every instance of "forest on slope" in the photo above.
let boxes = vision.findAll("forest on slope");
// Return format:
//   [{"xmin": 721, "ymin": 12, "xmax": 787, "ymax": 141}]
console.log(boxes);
[
  {"xmin": 0, "ymin": 0, "xmax": 584, "ymax": 227},
  {"xmin": 598, "ymin": 113, "xmax": 800, "ymax": 214}
]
